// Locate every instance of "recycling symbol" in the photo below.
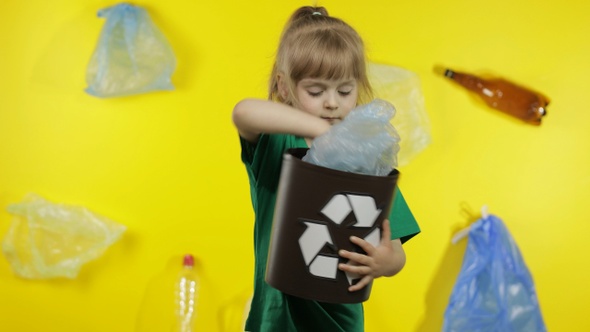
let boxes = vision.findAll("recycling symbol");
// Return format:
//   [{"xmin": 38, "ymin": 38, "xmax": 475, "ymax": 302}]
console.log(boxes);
[{"xmin": 298, "ymin": 194, "xmax": 382, "ymax": 285}]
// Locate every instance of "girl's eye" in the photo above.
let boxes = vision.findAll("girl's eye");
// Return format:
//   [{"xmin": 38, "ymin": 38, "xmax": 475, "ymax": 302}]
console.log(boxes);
[
  {"xmin": 308, "ymin": 91, "xmax": 323, "ymax": 97},
  {"xmin": 339, "ymin": 90, "xmax": 352, "ymax": 96}
]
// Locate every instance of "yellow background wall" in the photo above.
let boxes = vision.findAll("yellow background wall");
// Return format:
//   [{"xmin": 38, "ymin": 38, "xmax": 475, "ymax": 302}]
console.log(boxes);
[{"xmin": 1, "ymin": 0, "xmax": 588, "ymax": 331}]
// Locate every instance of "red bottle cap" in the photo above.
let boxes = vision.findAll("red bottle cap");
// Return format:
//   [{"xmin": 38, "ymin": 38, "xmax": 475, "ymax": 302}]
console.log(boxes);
[{"xmin": 183, "ymin": 254, "xmax": 194, "ymax": 267}]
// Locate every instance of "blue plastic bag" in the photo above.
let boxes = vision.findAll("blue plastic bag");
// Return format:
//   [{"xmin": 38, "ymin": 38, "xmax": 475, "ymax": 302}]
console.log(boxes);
[
  {"xmin": 85, "ymin": 3, "xmax": 176, "ymax": 97},
  {"xmin": 444, "ymin": 214, "xmax": 546, "ymax": 332}
]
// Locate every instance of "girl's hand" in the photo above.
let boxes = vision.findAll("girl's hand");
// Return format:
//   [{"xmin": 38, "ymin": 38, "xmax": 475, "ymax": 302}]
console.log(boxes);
[{"xmin": 337, "ymin": 219, "xmax": 406, "ymax": 292}]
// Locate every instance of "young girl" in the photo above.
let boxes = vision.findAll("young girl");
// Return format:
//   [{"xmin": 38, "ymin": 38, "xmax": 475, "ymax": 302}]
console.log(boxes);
[{"xmin": 232, "ymin": 6, "xmax": 420, "ymax": 331}]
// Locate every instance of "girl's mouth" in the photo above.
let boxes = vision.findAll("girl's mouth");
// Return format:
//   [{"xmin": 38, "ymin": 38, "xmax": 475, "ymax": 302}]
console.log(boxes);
[{"xmin": 321, "ymin": 117, "xmax": 340, "ymax": 124}]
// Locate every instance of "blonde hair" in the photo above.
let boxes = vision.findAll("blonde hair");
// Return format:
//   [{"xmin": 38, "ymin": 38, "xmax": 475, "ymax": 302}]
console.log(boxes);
[{"xmin": 269, "ymin": 6, "xmax": 373, "ymax": 106}]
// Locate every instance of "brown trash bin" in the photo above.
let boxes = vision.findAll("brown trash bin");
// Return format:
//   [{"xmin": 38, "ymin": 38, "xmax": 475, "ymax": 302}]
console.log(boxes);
[{"xmin": 266, "ymin": 148, "xmax": 400, "ymax": 303}]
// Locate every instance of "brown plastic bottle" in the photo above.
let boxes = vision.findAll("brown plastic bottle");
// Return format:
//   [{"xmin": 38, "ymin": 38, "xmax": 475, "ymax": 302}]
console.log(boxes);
[{"xmin": 442, "ymin": 68, "xmax": 549, "ymax": 125}]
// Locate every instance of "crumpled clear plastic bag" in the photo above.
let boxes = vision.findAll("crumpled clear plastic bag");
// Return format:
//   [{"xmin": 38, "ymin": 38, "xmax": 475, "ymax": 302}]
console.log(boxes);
[
  {"xmin": 2, "ymin": 194, "xmax": 126, "ymax": 279},
  {"xmin": 368, "ymin": 62, "xmax": 432, "ymax": 166},
  {"xmin": 85, "ymin": 3, "xmax": 176, "ymax": 98},
  {"xmin": 303, "ymin": 99, "xmax": 400, "ymax": 176},
  {"xmin": 443, "ymin": 214, "xmax": 547, "ymax": 332}
]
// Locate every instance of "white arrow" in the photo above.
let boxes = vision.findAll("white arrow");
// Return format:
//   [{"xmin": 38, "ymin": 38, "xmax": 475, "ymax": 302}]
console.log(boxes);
[
  {"xmin": 348, "ymin": 195, "xmax": 381, "ymax": 227},
  {"xmin": 320, "ymin": 194, "xmax": 351, "ymax": 225},
  {"xmin": 298, "ymin": 222, "xmax": 334, "ymax": 266},
  {"xmin": 310, "ymin": 255, "xmax": 339, "ymax": 279},
  {"xmin": 364, "ymin": 228, "xmax": 381, "ymax": 248}
]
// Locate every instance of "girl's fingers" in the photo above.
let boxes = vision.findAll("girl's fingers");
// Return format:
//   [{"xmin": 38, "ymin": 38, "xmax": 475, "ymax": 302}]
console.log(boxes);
[
  {"xmin": 349, "ymin": 235, "xmax": 375, "ymax": 254},
  {"xmin": 338, "ymin": 261, "xmax": 371, "ymax": 275},
  {"xmin": 348, "ymin": 275, "xmax": 373, "ymax": 292},
  {"xmin": 339, "ymin": 249, "xmax": 370, "ymax": 266}
]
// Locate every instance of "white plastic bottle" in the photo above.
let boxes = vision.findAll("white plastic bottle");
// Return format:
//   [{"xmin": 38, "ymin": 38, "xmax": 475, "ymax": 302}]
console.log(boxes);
[{"xmin": 174, "ymin": 254, "xmax": 199, "ymax": 332}]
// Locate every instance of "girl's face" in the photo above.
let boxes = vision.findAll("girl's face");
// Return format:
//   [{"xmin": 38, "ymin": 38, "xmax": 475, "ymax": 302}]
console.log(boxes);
[{"xmin": 294, "ymin": 78, "xmax": 358, "ymax": 125}]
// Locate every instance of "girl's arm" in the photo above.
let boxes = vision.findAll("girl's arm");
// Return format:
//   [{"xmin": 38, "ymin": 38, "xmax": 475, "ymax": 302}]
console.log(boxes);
[{"xmin": 232, "ymin": 98, "xmax": 331, "ymax": 143}]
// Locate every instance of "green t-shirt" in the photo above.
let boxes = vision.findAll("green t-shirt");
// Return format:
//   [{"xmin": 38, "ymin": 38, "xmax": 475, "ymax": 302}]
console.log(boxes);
[{"xmin": 240, "ymin": 133, "xmax": 420, "ymax": 332}]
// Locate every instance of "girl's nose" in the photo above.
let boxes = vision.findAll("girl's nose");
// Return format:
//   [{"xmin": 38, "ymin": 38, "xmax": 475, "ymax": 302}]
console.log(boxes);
[{"xmin": 324, "ymin": 93, "xmax": 339, "ymax": 110}]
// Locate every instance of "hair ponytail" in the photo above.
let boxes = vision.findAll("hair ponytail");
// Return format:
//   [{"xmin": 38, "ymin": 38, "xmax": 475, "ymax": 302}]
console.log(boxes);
[{"xmin": 289, "ymin": 6, "xmax": 329, "ymax": 21}]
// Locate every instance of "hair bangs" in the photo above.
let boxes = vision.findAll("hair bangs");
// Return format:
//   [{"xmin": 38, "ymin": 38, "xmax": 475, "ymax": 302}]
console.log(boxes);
[{"xmin": 288, "ymin": 31, "xmax": 362, "ymax": 82}]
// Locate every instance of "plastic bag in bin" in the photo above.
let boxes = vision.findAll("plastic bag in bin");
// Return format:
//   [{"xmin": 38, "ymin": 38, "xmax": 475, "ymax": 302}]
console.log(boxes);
[{"xmin": 303, "ymin": 98, "xmax": 400, "ymax": 176}]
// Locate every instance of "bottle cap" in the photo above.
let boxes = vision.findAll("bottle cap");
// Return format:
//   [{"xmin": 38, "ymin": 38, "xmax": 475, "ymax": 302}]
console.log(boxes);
[{"xmin": 183, "ymin": 254, "xmax": 194, "ymax": 267}]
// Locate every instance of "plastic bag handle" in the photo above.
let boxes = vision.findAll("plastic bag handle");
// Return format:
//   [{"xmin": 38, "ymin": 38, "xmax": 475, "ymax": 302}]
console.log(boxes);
[{"xmin": 451, "ymin": 205, "xmax": 489, "ymax": 244}]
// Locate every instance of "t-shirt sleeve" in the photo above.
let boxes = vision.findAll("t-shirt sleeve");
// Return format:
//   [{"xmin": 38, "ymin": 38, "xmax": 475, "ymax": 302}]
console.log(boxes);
[
  {"xmin": 240, "ymin": 134, "xmax": 283, "ymax": 182},
  {"xmin": 388, "ymin": 186, "xmax": 420, "ymax": 244},
  {"xmin": 240, "ymin": 135, "xmax": 257, "ymax": 167},
  {"xmin": 240, "ymin": 134, "xmax": 307, "ymax": 186}
]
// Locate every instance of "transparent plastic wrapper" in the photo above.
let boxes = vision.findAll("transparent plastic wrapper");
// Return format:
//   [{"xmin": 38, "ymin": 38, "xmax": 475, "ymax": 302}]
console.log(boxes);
[
  {"xmin": 2, "ymin": 194, "xmax": 126, "ymax": 279},
  {"xmin": 368, "ymin": 62, "xmax": 432, "ymax": 166},
  {"xmin": 85, "ymin": 3, "xmax": 176, "ymax": 97},
  {"xmin": 443, "ymin": 214, "xmax": 546, "ymax": 332},
  {"xmin": 303, "ymin": 99, "xmax": 399, "ymax": 176}
]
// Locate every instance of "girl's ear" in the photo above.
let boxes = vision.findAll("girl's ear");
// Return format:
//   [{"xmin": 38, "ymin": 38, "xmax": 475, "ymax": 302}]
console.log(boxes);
[{"xmin": 277, "ymin": 73, "xmax": 289, "ymax": 100}]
